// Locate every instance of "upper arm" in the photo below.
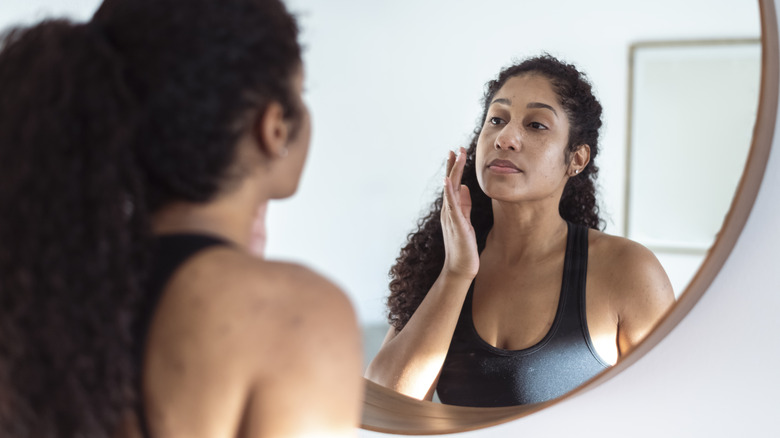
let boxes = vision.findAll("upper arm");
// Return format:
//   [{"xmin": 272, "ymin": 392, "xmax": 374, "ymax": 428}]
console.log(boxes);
[{"xmin": 611, "ymin": 243, "xmax": 676, "ymax": 357}]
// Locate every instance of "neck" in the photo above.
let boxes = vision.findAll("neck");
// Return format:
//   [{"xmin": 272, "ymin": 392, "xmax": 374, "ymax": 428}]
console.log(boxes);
[
  {"xmin": 151, "ymin": 178, "xmax": 267, "ymax": 251},
  {"xmin": 485, "ymin": 199, "xmax": 568, "ymax": 262}
]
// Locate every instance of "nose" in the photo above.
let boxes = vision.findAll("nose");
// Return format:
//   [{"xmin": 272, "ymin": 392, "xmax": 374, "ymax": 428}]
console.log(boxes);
[{"xmin": 495, "ymin": 124, "xmax": 521, "ymax": 151}]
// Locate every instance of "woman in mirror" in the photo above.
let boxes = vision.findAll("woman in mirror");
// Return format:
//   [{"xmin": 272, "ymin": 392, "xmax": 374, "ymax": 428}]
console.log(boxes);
[
  {"xmin": 0, "ymin": 0, "xmax": 362, "ymax": 437},
  {"xmin": 365, "ymin": 55, "xmax": 675, "ymax": 406}
]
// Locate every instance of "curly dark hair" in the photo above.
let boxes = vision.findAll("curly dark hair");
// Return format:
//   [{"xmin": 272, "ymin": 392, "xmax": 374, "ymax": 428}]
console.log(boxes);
[
  {"xmin": 387, "ymin": 54, "xmax": 604, "ymax": 331},
  {"xmin": 0, "ymin": 0, "xmax": 301, "ymax": 437}
]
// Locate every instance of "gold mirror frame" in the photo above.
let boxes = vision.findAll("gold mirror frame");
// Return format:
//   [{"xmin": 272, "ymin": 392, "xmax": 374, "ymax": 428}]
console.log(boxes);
[{"xmin": 360, "ymin": 0, "xmax": 779, "ymax": 433}]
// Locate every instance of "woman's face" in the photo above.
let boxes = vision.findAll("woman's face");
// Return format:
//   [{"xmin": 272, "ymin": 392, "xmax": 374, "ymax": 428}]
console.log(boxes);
[{"xmin": 475, "ymin": 74, "xmax": 573, "ymax": 204}]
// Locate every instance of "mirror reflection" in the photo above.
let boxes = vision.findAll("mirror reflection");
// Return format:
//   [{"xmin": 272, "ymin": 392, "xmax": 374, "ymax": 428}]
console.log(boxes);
[
  {"xmin": 363, "ymin": 55, "xmax": 676, "ymax": 405},
  {"xmin": 626, "ymin": 39, "xmax": 761, "ymax": 278},
  {"xmin": 266, "ymin": 0, "xmax": 760, "ymax": 408}
]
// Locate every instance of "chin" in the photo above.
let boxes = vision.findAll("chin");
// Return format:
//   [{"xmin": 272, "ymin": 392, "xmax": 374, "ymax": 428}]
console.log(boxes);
[{"xmin": 479, "ymin": 182, "xmax": 522, "ymax": 203}]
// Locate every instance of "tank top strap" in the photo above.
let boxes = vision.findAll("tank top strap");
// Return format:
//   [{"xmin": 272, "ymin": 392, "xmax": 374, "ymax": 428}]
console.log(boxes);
[
  {"xmin": 139, "ymin": 233, "xmax": 231, "ymax": 354},
  {"xmin": 554, "ymin": 221, "xmax": 589, "ymax": 344},
  {"xmin": 564, "ymin": 221, "xmax": 589, "ymax": 304},
  {"xmin": 137, "ymin": 233, "xmax": 231, "ymax": 438},
  {"xmin": 146, "ymin": 234, "xmax": 230, "ymax": 296}
]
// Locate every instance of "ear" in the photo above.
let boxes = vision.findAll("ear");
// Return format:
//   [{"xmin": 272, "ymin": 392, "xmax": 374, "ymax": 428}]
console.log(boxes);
[
  {"xmin": 569, "ymin": 144, "xmax": 591, "ymax": 176},
  {"xmin": 254, "ymin": 101, "xmax": 289, "ymax": 158}
]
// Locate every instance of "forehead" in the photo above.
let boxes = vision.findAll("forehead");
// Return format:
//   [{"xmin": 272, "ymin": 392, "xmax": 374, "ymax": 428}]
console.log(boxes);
[{"xmin": 493, "ymin": 74, "xmax": 560, "ymax": 108}]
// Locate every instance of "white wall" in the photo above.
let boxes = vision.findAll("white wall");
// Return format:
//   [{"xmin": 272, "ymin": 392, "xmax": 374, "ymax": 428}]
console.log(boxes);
[{"xmin": 0, "ymin": 0, "xmax": 97, "ymax": 24}]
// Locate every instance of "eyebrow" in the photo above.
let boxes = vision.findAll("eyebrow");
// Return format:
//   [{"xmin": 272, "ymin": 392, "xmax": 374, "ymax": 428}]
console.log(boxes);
[
  {"xmin": 527, "ymin": 102, "xmax": 558, "ymax": 116},
  {"xmin": 490, "ymin": 98, "xmax": 558, "ymax": 117},
  {"xmin": 491, "ymin": 97, "xmax": 512, "ymax": 106}
]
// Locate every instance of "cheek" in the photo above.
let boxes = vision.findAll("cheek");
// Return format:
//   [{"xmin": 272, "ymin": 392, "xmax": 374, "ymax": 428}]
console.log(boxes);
[
  {"xmin": 302, "ymin": 119, "xmax": 312, "ymax": 154},
  {"xmin": 295, "ymin": 109, "xmax": 312, "ymax": 155},
  {"xmin": 538, "ymin": 145, "xmax": 569, "ymax": 179},
  {"xmin": 300, "ymin": 106, "xmax": 312, "ymax": 140},
  {"xmin": 474, "ymin": 136, "xmax": 491, "ymax": 185},
  {"xmin": 475, "ymin": 133, "xmax": 491, "ymax": 164}
]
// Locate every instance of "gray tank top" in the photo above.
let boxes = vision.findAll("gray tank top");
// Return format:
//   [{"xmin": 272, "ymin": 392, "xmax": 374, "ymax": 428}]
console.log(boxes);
[{"xmin": 436, "ymin": 222, "xmax": 610, "ymax": 406}]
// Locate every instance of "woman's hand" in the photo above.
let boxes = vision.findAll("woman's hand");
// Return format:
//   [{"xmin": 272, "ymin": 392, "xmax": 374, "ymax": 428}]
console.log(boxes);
[
  {"xmin": 365, "ymin": 148, "xmax": 480, "ymax": 399},
  {"xmin": 441, "ymin": 147, "xmax": 480, "ymax": 280}
]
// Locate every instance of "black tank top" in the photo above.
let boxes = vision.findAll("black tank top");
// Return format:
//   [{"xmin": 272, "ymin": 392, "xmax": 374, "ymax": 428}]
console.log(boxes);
[
  {"xmin": 436, "ymin": 222, "xmax": 610, "ymax": 407},
  {"xmin": 136, "ymin": 233, "xmax": 230, "ymax": 438}
]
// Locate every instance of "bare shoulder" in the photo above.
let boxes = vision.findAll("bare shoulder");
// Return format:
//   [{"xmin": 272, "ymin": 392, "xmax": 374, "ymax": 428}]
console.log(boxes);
[
  {"xmin": 150, "ymin": 246, "xmax": 360, "ymax": 375},
  {"xmin": 145, "ymin": 247, "xmax": 362, "ymax": 436},
  {"xmin": 195, "ymin": 250, "xmax": 363, "ymax": 436},
  {"xmin": 587, "ymin": 229, "xmax": 674, "ymax": 298},
  {"xmin": 587, "ymin": 229, "xmax": 675, "ymax": 352}
]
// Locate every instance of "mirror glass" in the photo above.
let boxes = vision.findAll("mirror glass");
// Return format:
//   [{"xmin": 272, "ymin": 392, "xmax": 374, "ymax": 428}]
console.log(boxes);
[
  {"xmin": 265, "ymin": 0, "xmax": 761, "ymax": 406},
  {"xmin": 269, "ymin": 0, "xmax": 761, "ymax": 371},
  {"xmin": 626, "ymin": 39, "xmax": 761, "ymax": 290}
]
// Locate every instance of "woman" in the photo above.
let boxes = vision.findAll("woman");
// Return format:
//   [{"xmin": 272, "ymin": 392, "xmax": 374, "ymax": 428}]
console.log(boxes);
[
  {"xmin": 365, "ymin": 55, "xmax": 675, "ymax": 406},
  {"xmin": 0, "ymin": 0, "xmax": 362, "ymax": 437}
]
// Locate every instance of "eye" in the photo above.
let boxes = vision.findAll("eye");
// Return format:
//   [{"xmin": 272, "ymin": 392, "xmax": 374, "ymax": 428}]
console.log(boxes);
[
  {"xmin": 489, "ymin": 117, "xmax": 505, "ymax": 126},
  {"xmin": 529, "ymin": 121, "xmax": 548, "ymax": 130}
]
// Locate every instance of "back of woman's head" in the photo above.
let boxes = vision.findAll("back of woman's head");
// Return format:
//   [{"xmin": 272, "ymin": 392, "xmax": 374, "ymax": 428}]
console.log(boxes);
[
  {"xmin": 0, "ymin": 1, "xmax": 300, "ymax": 436},
  {"xmin": 93, "ymin": 0, "xmax": 303, "ymax": 210}
]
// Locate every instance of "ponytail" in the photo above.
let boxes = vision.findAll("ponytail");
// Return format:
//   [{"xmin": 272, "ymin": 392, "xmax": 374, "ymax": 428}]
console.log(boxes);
[{"xmin": 0, "ymin": 20, "xmax": 148, "ymax": 437}]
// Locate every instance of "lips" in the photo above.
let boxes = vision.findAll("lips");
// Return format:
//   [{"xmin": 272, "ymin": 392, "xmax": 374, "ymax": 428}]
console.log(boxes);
[{"xmin": 487, "ymin": 159, "xmax": 522, "ymax": 173}]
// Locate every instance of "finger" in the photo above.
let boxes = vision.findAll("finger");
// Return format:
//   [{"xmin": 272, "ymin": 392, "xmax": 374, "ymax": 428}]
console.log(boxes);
[
  {"xmin": 449, "ymin": 147, "xmax": 467, "ymax": 186},
  {"xmin": 444, "ymin": 175, "xmax": 472, "ymax": 226},
  {"xmin": 442, "ymin": 174, "xmax": 465, "ymax": 226},
  {"xmin": 445, "ymin": 150, "xmax": 456, "ymax": 178},
  {"xmin": 442, "ymin": 174, "xmax": 458, "ymax": 212},
  {"xmin": 459, "ymin": 184, "xmax": 472, "ymax": 220},
  {"xmin": 441, "ymin": 178, "xmax": 453, "ymax": 228}
]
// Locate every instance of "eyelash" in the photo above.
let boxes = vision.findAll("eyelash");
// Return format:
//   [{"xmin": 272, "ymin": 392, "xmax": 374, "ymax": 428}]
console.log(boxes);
[{"xmin": 489, "ymin": 117, "xmax": 548, "ymax": 130}]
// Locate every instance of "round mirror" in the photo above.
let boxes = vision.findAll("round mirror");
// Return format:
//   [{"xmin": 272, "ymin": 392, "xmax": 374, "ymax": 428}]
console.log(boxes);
[{"xmin": 265, "ymin": 0, "xmax": 767, "ymax": 434}]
